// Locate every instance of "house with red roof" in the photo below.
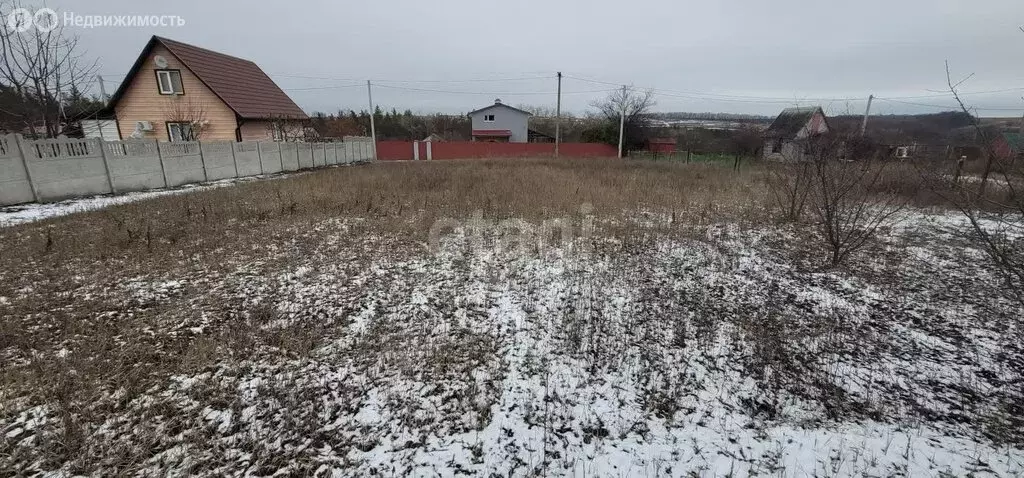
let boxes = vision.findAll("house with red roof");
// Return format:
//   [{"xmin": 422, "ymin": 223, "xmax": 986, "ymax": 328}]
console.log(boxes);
[{"xmin": 107, "ymin": 36, "xmax": 308, "ymax": 142}]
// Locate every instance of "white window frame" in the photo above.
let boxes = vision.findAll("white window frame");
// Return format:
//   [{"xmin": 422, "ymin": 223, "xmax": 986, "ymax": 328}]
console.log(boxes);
[
  {"xmin": 896, "ymin": 146, "xmax": 909, "ymax": 159},
  {"xmin": 156, "ymin": 70, "xmax": 184, "ymax": 95},
  {"xmin": 167, "ymin": 122, "xmax": 193, "ymax": 142},
  {"xmin": 483, "ymin": 114, "xmax": 495, "ymax": 122}
]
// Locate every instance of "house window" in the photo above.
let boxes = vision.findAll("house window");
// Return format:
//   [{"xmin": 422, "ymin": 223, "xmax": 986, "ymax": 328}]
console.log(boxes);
[
  {"xmin": 167, "ymin": 122, "xmax": 194, "ymax": 142},
  {"xmin": 895, "ymin": 146, "xmax": 909, "ymax": 159},
  {"xmin": 771, "ymin": 139, "xmax": 783, "ymax": 154},
  {"xmin": 271, "ymin": 123, "xmax": 284, "ymax": 141},
  {"xmin": 483, "ymin": 114, "xmax": 495, "ymax": 122},
  {"xmin": 156, "ymin": 70, "xmax": 184, "ymax": 95}
]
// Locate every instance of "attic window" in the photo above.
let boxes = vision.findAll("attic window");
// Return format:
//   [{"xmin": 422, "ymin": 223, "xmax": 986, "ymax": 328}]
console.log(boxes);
[
  {"xmin": 156, "ymin": 70, "xmax": 184, "ymax": 95},
  {"xmin": 484, "ymin": 114, "xmax": 495, "ymax": 122}
]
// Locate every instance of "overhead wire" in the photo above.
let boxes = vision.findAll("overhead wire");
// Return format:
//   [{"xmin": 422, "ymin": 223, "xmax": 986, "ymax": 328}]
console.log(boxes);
[{"xmin": 99, "ymin": 69, "xmax": 1024, "ymax": 111}]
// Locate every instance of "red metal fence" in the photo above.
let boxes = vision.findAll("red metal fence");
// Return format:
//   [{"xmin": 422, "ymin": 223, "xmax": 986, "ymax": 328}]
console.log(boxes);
[{"xmin": 375, "ymin": 141, "xmax": 617, "ymax": 161}]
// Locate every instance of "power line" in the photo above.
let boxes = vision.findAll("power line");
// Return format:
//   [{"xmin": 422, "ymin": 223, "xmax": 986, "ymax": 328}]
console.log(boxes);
[
  {"xmin": 284, "ymin": 83, "xmax": 366, "ymax": 91},
  {"xmin": 883, "ymin": 87, "xmax": 1024, "ymax": 99},
  {"xmin": 874, "ymin": 97, "xmax": 1024, "ymax": 112},
  {"xmin": 564, "ymin": 73, "xmax": 1024, "ymax": 105},
  {"xmin": 270, "ymin": 73, "xmax": 551, "ymax": 83},
  {"xmin": 564, "ymin": 74, "xmax": 864, "ymax": 102},
  {"xmin": 372, "ymin": 84, "xmax": 616, "ymax": 96}
]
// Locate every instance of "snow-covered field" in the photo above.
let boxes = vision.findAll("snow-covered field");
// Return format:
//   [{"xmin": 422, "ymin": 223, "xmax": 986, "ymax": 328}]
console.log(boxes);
[{"xmin": 2, "ymin": 204, "xmax": 1021, "ymax": 476}]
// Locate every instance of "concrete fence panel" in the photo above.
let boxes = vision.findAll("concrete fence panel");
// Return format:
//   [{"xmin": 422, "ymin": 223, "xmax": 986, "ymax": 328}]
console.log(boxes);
[
  {"xmin": 0, "ymin": 136, "xmax": 373, "ymax": 207},
  {"xmin": 24, "ymin": 137, "xmax": 111, "ymax": 201},
  {"xmin": 234, "ymin": 142, "xmax": 262, "ymax": 176},
  {"xmin": 326, "ymin": 143, "xmax": 339, "ymax": 165},
  {"xmin": 312, "ymin": 143, "xmax": 326, "ymax": 167},
  {"xmin": 259, "ymin": 142, "xmax": 284, "ymax": 174},
  {"xmin": 360, "ymin": 141, "xmax": 374, "ymax": 162},
  {"xmin": 0, "ymin": 134, "xmax": 35, "ymax": 205},
  {"xmin": 105, "ymin": 140, "xmax": 165, "ymax": 192},
  {"xmin": 341, "ymin": 142, "xmax": 372, "ymax": 163},
  {"xmin": 277, "ymin": 142, "xmax": 298, "ymax": 171},
  {"xmin": 297, "ymin": 143, "xmax": 314, "ymax": 169},
  {"xmin": 159, "ymin": 142, "xmax": 206, "ymax": 187},
  {"xmin": 200, "ymin": 142, "xmax": 236, "ymax": 181},
  {"xmin": 338, "ymin": 142, "xmax": 351, "ymax": 164}
]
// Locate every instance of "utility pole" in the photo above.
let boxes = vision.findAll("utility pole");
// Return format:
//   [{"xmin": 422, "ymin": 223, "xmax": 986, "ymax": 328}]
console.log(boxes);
[
  {"xmin": 860, "ymin": 94, "xmax": 874, "ymax": 137},
  {"xmin": 367, "ymin": 80, "xmax": 378, "ymax": 161},
  {"xmin": 555, "ymin": 72, "xmax": 562, "ymax": 158},
  {"xmin": 617, "ymin": 85, "xmax": 626, "ymax": 159},
  {"xmin": 97, "ymin": 75, "xmax": 108, "ymax": 103}
]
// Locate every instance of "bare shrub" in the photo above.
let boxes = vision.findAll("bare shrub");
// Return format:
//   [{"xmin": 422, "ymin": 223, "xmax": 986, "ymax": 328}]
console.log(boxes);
[
  {"xmin": 932, "ymin": 62, "xmax": 1024, "ymax": 303},
  {"xmin": 809, "ymin": 157, "xmax": 906, "ymax": 267},
  {"xmin": 766, "ymin": 161, "xmax": 814, "ymax": 222}
]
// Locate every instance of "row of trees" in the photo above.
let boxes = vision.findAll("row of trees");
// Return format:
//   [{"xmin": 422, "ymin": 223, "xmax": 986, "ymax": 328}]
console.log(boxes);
[{"xmin": 0, "ymin": 0, "xmax": 103, "ymax": 138}]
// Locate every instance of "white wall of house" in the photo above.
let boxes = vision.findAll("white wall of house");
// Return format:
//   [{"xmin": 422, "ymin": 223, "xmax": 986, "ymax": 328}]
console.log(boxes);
[
  {"xmin": 469, "ymin": 103, "xmax": 529, "ymax": 143},
  {"xmin": 81, "ymin": 120, "xmax": 120, "ymax": 140}
]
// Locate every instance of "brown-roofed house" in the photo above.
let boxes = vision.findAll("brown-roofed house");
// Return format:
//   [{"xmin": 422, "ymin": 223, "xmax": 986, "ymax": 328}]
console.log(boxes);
[
  {"xmin": 107, "ymin": 36, "xmax": 308, "ymax": 142},
  {"xmin": 762, "ymin": 106, "xmax": 830, "ymax": 161}
]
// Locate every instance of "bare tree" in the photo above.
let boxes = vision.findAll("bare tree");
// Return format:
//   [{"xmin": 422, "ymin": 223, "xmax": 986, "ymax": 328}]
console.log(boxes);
[
  {"xmin": 930, "ymin": 61, "xmax": 1024, "ymax": 302},
  {"xmin": 586, "ymin": 86, "xmax": 655, "ymax": 152},
  {"xmin": 0, "ymin": 1, "xmax": 98, "ymax": 137},
  {"xmin": 162, "ymin": 96, "xmax": 208, "ymax": 141},
  {"xmin": 810, "ymin": 155, "xmax": 906, "ymax": 267},
  {"xmin": 766, "ymin": 160, "xmax": 814, "ymax": 222},
  {"xmin": 266, "ymin": 115, "xmax": 308, "ymax": 142},
  {"xmin": 766, "ymin": 135, "xmax": 906, "ymax": 266},
  {"xmin": 729, "ymin": 125, "xmax": 763, "ymax": 171}
]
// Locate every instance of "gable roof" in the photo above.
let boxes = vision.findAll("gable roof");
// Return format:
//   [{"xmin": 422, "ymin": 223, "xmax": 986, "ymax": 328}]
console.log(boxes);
[
  {"xmin": 766, "ymin": 106, "xmax": 827, "ymax": 138},
  {"xmin": 466, "ymin": 101, "xmax": 533, "ymax": 117},
  {"xmin": 108, "ymin": 36, "xmax": 308, "ymax": 120},
  {"xmin": 1002, "ymin": 132, "xmax": 1024, "ymax": 152}
]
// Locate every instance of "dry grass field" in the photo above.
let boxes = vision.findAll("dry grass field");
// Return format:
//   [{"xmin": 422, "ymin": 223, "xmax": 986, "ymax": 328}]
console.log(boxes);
[{"xmin": 1, "ymin": 158, "xmax": 1022, "ymax": 476}]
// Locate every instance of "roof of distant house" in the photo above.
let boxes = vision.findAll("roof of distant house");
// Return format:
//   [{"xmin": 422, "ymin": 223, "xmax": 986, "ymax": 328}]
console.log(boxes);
[
  {"xmin": 108, "ymin": 36, "xmax": 308, "ymax": 120},
  {"xmin": 765, "ymin": 106, "xmax": 827, "ymax": 138},
  {"xmin": 467, "ymin": 99, "xmax": 533, "ymax": 117},
  {"xmin": 472, "ymin": 129, "xmax": 512, "ymax": 136},
  {"xmin": 1002, "ymin": 132, "xmax": 1023, "ymax": 152}
]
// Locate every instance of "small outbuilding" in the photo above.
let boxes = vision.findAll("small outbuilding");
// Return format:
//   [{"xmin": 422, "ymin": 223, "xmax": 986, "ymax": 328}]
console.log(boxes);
[{"xmin": 762, "ymin": 106, "xmax": 830, "ymax": 161}]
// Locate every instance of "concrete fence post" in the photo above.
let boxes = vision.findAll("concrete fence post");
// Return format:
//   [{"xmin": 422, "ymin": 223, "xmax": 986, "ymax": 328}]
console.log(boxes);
[
  {"xmin": 413, "ymin": 141, "xmax": 420, "ymax": 161},
  {"xmin": 96, "ymin": 138, "xmax": 116, "ymax": 194},
  {"xmin": 198, "ymin": 141, "xmax": 209, "ymax": 182},
  {"xmin": 255, "ymin": 142, "xmax": 265, "ymax": 175},
  {"xmin": 13, "ymin": 134, "xmax": 39, "ymax": 202},
  {"xmin": 426, "ymin": 141, "xmax": 432, "ymax": 161},
  {"xmin": 279, "ymin": 142, "xmax": 285, "ymax": 171},
  {"xmin": 155, "ymin": 139, "xmax": 169, "ymax": 187},
  {"xmin": 230, "ymin": 142, "xmax": 239, "ymax": 178}
]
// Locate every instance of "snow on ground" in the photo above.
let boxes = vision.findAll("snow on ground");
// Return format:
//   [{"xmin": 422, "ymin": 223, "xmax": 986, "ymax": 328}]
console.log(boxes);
[
  {"xmin": 0, "ymin": 172, "xmax": 308, "ymax": 228},
  {"xmin": 1, "ymin": 212, "xmax": 1022, "ymax": 476}
]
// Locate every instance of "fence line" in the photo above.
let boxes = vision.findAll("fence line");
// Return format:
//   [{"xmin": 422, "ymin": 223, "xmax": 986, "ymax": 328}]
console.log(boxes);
[{"xmin": 0, "ymin": 134, "xmax": 373, "ymax": 206}]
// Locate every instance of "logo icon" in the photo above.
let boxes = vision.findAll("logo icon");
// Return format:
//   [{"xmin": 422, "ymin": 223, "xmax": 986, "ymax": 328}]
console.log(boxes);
[
  {"xmin": 6, "ymin": 7, "xmax": 32, "ymax": 32},
  {"xmin": 5, "ymin": 7, "xmax": 58, "ymax": 32},
  {"xmin": 33, "ymin": 8, "xmax": 58, "ymax": 32}
]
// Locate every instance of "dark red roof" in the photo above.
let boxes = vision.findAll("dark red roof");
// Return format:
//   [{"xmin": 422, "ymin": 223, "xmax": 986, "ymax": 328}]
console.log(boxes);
[
  {"xmin": 472, "ymin": 129, "xmax": 512, "ymax": 136},
  {"xmin": 109, "ymin": 36, "xmax": 308, "ymax": 120}
]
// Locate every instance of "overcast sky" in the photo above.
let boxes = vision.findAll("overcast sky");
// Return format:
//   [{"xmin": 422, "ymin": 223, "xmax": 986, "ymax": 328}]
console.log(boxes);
[{"xmin": 30, "ymin": 0, "xmax": 1024, "ymax": 117}]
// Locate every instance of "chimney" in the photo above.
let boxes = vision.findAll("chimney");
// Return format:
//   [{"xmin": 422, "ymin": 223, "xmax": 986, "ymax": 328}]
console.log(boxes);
[{"xmin": 494, "ymin": 98, "xmax": 502, "ymax": 105}]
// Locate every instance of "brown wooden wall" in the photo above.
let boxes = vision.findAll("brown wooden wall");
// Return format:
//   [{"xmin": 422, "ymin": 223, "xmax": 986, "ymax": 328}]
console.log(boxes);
[{"xmin": 113, "ymin": 44, "xmax": 238, "ymax": 142}]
